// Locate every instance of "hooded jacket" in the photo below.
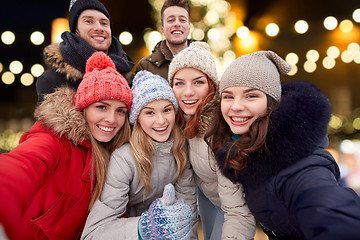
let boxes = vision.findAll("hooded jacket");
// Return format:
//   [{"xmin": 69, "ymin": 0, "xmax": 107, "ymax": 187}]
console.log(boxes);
[
  {"xmin": 135, "ymin": 40, "xmax": 193, "ymax": 81},
  {"xmin": 216, "ymin": 81, "xmax": 360, "ymax": 240},
  {"xmin": 36, "ymin": 32, "xmax": 134, "ymax": 104},
  {"xmin": 0, "ymin": 87, "xmax": 94, "ymax": 240},
  {"xmin": 188, "ymin": 92, "xmax": 256, "ymax": 239}
]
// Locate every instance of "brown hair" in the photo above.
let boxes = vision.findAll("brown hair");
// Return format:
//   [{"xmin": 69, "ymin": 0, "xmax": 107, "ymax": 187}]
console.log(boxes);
[
  {"xmin": 87, "ymin": 114, "xmax": 131, "ymax": 209},
  {"xmin": 205, "ymin": 95, "xmax": 278, "ymax": 177},
  {"xmin": 161, "ymin": 0, "xmax": 190, "ymax": 25},
  {"xmin": 175, "ymin": 77, "xmax": 216, "ymax": 139}
]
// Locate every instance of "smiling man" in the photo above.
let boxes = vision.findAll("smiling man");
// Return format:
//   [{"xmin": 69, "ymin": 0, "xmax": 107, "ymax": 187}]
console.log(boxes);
[
  {"xmin": 135, "ymin": 0, "xmax": 192, "ymax": 81},
  {"xmin": 36, "ymin": 0, "xmax": 135, "ymax": 104}
]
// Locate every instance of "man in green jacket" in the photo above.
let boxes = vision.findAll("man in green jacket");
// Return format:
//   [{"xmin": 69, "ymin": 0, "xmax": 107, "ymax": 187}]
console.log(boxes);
[{"xmin": 135, "ymin": 0, "xmax": 192, "ymax": 81}]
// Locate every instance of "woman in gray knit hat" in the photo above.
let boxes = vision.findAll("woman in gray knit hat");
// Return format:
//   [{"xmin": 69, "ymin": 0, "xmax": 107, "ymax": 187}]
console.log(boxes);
[
  {"xmin": 170, "ymin": 41, "xmax": 256, "ymax": 240},
  {"xmin": 206, "ymin": 50, "xmax": 360, "ymax": 240}
]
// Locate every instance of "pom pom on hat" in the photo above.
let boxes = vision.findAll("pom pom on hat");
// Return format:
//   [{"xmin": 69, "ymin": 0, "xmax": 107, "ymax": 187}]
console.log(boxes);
[
  {"xmin": 129, "ymin": 70, "xmax": 178, "ymax": 125},
  {"xmin": 74, "ymin": 51, "xmax": 132, "ymax": 111},
  {"xmin": 69, "ymin": 0, "xmax": 112, "ymax": 33},
  {"xmin": 219, "ymin": 50, "xmax": 292, "ymax": 102},
  {"xmin": 168, "ymin": 41, "xmax": 218, "ymax": 86}
]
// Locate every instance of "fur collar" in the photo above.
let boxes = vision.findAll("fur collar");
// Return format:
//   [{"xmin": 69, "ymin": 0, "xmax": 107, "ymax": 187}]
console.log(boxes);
[
  {"xmin": 43, "ymin": 43, "xmax": 83, "ymax": 82},
  {"xmin": 216, "ymin": 81, "xmax": 332, "ymax": 185},
  {"xmin": 34, "ymin": 87, "xmax": 89, "ymax": 145},
  {"xmin": 196, "ymin": 89, "xmax": 220, "ymax": 137}
]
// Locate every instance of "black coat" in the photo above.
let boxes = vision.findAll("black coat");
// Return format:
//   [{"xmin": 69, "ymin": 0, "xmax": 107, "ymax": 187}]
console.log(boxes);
[{"xmin": 216, "ymin": 81, "xmax": 360, "ymax": 240}]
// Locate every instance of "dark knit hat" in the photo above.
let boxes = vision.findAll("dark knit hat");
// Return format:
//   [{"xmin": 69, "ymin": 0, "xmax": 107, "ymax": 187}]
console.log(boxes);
[
  {"xmin": 74, "ymin": 51, "xmax": 132, "ymax": 111},
  {"xmin": 219, "ymin": 50, "xmax": 292, "ymax": 102},
  {"xmin": 68, "ymin": 0, "xmax": 112, "ymax": 33}
]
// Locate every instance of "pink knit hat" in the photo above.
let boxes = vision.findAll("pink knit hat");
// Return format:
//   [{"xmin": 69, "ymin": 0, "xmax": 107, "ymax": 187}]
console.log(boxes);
[{"xmin": 74, "ymin": 51, "xmax": 132, "ymax": 111}]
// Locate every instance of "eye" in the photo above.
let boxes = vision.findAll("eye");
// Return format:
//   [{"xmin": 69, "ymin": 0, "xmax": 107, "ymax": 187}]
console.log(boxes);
[
  {"xmin": 174, "ymin": 81, "xmax": 184, "ymax": 86},
  {"xmin": 195, "ymin": 80, "xmax": 206, "ymax": 85},
  {"xmin": 101, "ymin": 21, "xmax": 109, "ymax": 26},
  {"xmin": 117, "ymin": 109, "xmax": 127, "ymax": 114},
  {"xmin": 164, "ymin": 107, "xmax": 174, "ymax": 113},
  {"xmin": 96, "ymin": 105, "xmax": 106, "ymax": 110},
  {"xmin": 145, "ymin": 110, "xmax": 154, "ymax": 115},
  {"xmin": 222, "ymin": 94, "xmax": 233, "ymax": 100}
]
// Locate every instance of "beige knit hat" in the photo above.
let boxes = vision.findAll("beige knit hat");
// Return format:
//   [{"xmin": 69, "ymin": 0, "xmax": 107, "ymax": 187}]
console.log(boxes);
[
  {"xmin": 219, "ymin": 50, "xmax": 292, "ymax": 102},
  {"xmin": 168, "ymin": 41, "xmax": 218, "ymax": 85}
]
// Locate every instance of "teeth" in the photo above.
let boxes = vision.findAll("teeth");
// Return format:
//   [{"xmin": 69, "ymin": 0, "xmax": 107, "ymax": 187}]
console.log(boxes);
[
  {"xmin": 98, "ymin": 126, "xmax": 114, "ymax": 132},
  {"xmin": 154, "ymin": 126, "xmax": 167, "ymax": 131},
  {"xmin": 173, "ymin": 31, "xmax": 182, "ymax": 34},
  {"xmin": 232, "ymin": 117, "xmax": 249, "ymax": 122},
  {"xmin": 93, "ymin": 36, "xmax": 104, "ymax": 40},
  {"xmin": 183, "ymin": 100, "xmax": 197, "ymax": 104}
]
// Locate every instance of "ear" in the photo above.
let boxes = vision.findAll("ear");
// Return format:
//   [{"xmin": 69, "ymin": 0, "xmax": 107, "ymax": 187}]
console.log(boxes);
[{"xmin": 161, "ymin": 27, "xmax": 164, "ymax": 35}]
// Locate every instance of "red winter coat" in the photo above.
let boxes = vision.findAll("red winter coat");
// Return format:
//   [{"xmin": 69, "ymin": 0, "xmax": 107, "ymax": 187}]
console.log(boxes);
[{"xmin": 0, "ymin": 87, "xmax": 94, "ymax": 240}]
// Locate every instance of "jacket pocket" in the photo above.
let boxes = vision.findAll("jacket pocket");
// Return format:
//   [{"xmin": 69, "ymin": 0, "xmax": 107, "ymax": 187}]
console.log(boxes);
[{"xmin": 30, "ymin": 192, "xmax": 77, "ymax": 232}]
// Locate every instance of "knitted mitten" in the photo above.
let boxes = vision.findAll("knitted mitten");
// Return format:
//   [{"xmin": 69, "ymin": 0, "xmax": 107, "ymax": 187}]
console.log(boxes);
[{"xmin": 139, "ymin": 184, "xmax": 192, "ymax": 240}]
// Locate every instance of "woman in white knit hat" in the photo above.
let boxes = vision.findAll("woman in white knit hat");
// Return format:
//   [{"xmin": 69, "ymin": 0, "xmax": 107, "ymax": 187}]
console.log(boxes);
[
  {"xmin": 206, "ymin": 50, "xmax": 360, "ymax": 239},
  {"xmin": 81, "ymin": 70, "xmax": 198, "ymax": 240},
  {"xmin": 169, "ymin": 42, "xmax": 256, "ymax": 240}
]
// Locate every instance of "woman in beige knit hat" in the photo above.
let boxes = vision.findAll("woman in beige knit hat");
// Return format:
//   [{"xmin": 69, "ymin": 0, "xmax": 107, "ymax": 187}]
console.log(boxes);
[
  {"xmin": 206, "ymin": 50, "xmax": 360, "ymax": 239},
  {"xmin": 169, "ymin": 41, "xmax": 256, "ymax": 240}
]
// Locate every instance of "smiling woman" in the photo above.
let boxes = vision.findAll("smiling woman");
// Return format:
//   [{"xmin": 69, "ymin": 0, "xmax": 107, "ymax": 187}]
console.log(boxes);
[{"xmin": 0, "ymin": 51, "xmax": 132, "ymax": 240}]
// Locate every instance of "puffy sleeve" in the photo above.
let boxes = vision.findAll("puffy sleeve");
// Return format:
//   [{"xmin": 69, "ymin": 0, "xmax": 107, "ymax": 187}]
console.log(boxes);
[
  {"xmin": 217, "ymin": 167, "xmax": 256, "ymax": 240},
  {"xmin": 81, "ymin": 146, "xmax": 139, "ymax": 240},
  {"xmin": 0, "ymin": 127, "xmax": 65, "ymax": 239},
  {"xmin": 174, "ymin": 159, "xmax": 198, "ymax": 239},
  {"xmin": 282, "ymin": 155, "xmax": 360, "ymax": 240}
]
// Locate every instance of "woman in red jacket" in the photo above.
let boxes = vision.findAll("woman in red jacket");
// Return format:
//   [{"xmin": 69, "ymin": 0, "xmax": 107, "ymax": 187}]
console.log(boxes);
[{"xmin": 0, "ymin": 51, "xmax": 132, "ymax": 240}]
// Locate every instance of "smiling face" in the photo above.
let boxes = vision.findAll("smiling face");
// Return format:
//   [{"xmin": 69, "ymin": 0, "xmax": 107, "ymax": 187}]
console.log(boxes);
[
  {"xmin": 172, "ymin": 67, "xmax": 210, "ymax": 116},
  {"xmin": 76, "ymin": 9, "xmax": 112, "ymax": 53},
  {"xmin": 85, "ymin": 100, "xmax": 127, "ymax": 142},
  {"xmin": 161, "ymin": 6, "xmax": 190, "ymax": 47},
  {"xmin": 137, "ymin": 99, "xmax": 175, "ymax": 143},
  {"xmin": 221, "ymin": 86, "xmax": 268, "ymax": 135}
]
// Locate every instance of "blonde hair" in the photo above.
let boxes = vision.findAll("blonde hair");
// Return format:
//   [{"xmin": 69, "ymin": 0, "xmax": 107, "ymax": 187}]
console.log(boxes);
[
  {"xmin": 87, "ymin": 113, "xmax": 131, "ymax": 209},
  {"xmin": 130, "ymin": 119, "xmax": 187, "ymax": 194}
]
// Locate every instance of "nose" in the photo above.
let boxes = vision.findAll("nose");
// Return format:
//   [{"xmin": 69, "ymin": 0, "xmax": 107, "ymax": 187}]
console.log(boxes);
[
  {"xmin": 105, "ymin": 111, "xmax": 115, "ymax": 123},
  {"xmin": 94, "ymin": 21, "xmax": 104, "ymax": 32},
  {"xmin": 155, "ymin": 113, "xmax": 166, "ymax": 125},
  {"xmin": 184, "ymin": 84, "xmax": 195, "ymax": 97},
  {"xmin": 230, "ymin": 98, "xmax": 245, "ymax": 111}
]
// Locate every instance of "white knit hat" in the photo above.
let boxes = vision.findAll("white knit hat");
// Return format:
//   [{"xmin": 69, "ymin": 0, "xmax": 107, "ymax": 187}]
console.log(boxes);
[
  {"xmin": 219, "ymin": 50, "xmax": 292, "ymax": 102},
  {"xmin": 129, "ymin": 70, "xmax": 178, "ymax": 125},
  {"xmin": 168, "ymin": 41, "xmax": 218, "ymax": 85}
]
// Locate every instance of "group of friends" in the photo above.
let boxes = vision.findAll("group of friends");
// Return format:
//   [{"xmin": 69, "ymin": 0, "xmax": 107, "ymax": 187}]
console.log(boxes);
[{"xmin": 1, "ymin": 0, "xmax": 360, "ymax": 239}]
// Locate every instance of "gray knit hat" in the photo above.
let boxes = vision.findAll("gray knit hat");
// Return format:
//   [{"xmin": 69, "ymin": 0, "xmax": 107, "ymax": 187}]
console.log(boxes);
[
  {"xmin": 219, "ymin": 50, "xmax": 292, "ymax": 102},
  {"xmin": 129, "ymin": 70, "xmax": 179, "ymax": 125},
  {"xmin": 168, "ymin": 41, "xmax": 218, "ymax": 85}
]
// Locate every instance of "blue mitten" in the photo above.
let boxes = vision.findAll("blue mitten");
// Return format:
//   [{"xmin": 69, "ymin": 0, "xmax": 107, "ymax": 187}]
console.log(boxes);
[{"xmin": 139, "ymin": 184, "xmax": 192, "ymax": 240}]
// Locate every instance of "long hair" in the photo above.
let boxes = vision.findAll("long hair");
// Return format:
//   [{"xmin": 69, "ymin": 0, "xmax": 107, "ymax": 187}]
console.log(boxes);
[
  {"xmin": 87, "ymin": 114, "xmax": 131, "ymax": 209},
  {"xmin": 130, "ymin": 119, "xmax": 187, "ymax": 194},
  {"xmin": 175, "ymin": 77, "xmax": 216, "ymax": 139},
  {"xmin": 205, "ymin": 95, "xmax": 278, "ymax": 177}
]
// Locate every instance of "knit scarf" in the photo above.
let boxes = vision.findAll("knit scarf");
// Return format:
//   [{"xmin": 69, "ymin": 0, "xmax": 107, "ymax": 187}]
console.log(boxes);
[{"xmin": 59, "ymin": 31, "xmax": 134, "ymax": 74}]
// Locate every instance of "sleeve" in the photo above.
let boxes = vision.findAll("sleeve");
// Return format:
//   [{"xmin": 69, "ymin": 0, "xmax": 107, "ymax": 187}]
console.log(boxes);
[
  {"xmin": 174, "ymin": 160, "xmax": 198, "ymax": 239},
  {"xmin": 283, "ymin": 162, "xmax": 360, "ymax": 240},
  {"xmin": 0, "ymin": 131, "xmax": 64, "ymax": 239},
  {"xmin": 35, "ymin": 70, "xmax": 59, "ymax": 103},
  {"xmin": 217, "ymin": 168, "xmax": 256, "ymax": 240},
  {"xmin": 81, "ymin": 149, "xmax": 140, "ymax": 240}
]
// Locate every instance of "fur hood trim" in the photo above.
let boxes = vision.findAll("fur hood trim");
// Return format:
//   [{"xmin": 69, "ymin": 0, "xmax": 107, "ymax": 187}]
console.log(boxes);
[
  {"xmin": 34, "ymin": 87, "xmax": 89, "ymax": 145},
  {"xmin": 43, "ymin": 43, "xmax": 83, "ymax": 81},
  {"xmin": 196, "ymin": 85, "xmax": 220, "ymax": 137},
  {"xmin": 216, "ymin": 81, "xmax": 332, "ymax": 185}
]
